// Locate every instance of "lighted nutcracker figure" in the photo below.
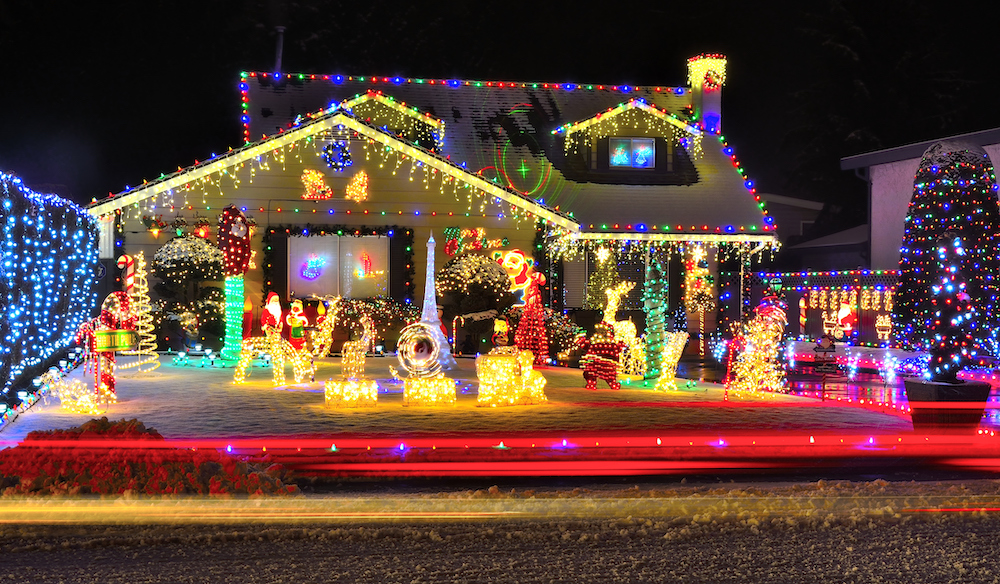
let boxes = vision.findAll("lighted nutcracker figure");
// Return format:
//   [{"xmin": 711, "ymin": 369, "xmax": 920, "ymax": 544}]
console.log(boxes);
[
  {"xmin": 286, "ymin": 299, "xmax": 308, "ymax": 351},
  {"xmin": 578, "ymin": 322, "xmax": 625, "ymax": 390}
]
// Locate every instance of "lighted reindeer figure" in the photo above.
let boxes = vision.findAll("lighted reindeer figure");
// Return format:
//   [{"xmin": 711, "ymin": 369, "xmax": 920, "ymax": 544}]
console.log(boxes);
[
  {"xmin": 233, "ymin": 293, "xmax": 315, "ymax": 385},
  {"xmin": 341, "ymin": 313, "xmax": 374, "ymax": 379},
  {"xmin": 308, "ymin": 296, "xmax": 341, "ymax": 358},
  {"xmin": 603, "ymin": 281, "xmax": 646, "ymax": 377}
]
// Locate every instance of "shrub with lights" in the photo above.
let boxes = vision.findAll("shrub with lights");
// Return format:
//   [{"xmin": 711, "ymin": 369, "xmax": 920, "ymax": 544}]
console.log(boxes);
[
  {"xmin": 436, "ymin": 252, "xmax": 516, "ymax": 353},
  {"xmin": 896, "ymin": 141, "xmax": 1000, "ymax": 357},
  {"xmin": 151, "ymin": 235, "xmax": 225, "ymax": 349},
  {"xmin": 0, "ymin": 173, "xmax": 99, "ymax": 406}
]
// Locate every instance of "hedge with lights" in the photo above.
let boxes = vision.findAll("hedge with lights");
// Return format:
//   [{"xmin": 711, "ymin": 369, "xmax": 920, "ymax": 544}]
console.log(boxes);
[{"xmin": 0, "ymin": 173, "xmax": 99, "ymax": 399}]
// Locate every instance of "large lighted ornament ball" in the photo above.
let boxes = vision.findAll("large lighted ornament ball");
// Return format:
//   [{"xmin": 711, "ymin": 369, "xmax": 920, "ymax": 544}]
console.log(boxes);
[
  {"xmin": 217, "ymin": 205, "xmax": 253, "ymax": 277},
  {"xmin": 396, "ymin": 323, "xmax": 442, "ymax": 378}
]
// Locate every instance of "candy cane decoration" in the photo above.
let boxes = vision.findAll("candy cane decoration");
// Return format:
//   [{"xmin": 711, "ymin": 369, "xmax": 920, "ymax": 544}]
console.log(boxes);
[{"xmin": 116, "ymin": 255, "xmax": 135, "ymax": 296}]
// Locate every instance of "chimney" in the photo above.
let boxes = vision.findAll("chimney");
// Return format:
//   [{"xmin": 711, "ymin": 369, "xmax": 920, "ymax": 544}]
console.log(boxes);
[
  {"xmin": 686, "ymin": 54, "xmax": 727, "ymax": 134},
  {"xmin": 274, "ymin": 25, "xmax": 286, "ymax": 73}
]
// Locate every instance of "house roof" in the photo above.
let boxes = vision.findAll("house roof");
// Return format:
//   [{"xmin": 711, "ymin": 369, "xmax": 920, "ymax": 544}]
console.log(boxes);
[
  {"xmin": 240, "ymin": 73, "xmax": 777, "ymax": 244},
  {"xmin": 841, "ymin": 127, "xmax": 1000, "ymax": 170},
  {"xmin": 87, "ymin": 109, "xmax": 580, "ymax": 232},
  {"xmin": 788, "ymin": 224, "xmax": 868, "ymax": 249}
]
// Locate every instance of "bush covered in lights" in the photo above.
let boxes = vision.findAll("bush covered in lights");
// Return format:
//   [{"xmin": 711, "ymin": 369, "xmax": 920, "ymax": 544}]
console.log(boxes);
[
  {"xmin": 151, "ymin": 235, "xmax": 224, "ymax": 298},
  {"xmin": 896, "ymin": 142, "xmax": 1000, "ymax": 357},
  {"xmin": 0, "ymin": 173, "xmax": 99, "ymax": 401},
  {"xmin": 437, "ymin": 253, "xmax": 516, "ymax": 351},
  {"xmin": 505, "ymin": 306, "xmax": 586, "ymax": 359}
]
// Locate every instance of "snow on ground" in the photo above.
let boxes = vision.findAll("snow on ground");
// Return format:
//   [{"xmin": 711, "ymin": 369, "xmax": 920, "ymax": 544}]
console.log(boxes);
[{"xmin": 0, "ymin": 354, "xmax": 912, "ymax": 444}]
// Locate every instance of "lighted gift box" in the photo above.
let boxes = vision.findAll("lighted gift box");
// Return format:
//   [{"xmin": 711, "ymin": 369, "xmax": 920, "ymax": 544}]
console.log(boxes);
[
  {"xmin": 403, "ymin": 374, "xmax": 456, "ymax": 406},
  {"xmin": 324, "ymin": 378, "xmax": 378, "ymax": 408},
  {"xmin": 476, "ymin": 349, "xmax": 547, "ymax": 407}
]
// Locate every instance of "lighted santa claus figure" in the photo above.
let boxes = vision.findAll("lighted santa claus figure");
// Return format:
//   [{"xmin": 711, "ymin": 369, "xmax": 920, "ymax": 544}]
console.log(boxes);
[{"xmin": 262, "ymin": 292, "xmax": 284, "ymax": 336}]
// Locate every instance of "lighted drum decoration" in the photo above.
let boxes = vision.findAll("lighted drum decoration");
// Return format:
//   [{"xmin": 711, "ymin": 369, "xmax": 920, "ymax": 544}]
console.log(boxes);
[{"xmin": 396, "ymin": 322, "xmax": 456, "ymax": 406}]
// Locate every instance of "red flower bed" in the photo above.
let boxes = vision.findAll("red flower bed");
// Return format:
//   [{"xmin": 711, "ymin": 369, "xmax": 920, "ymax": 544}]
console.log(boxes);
[{"xmin": 0, "ymin": 418, "xmax": 299, "ymax": 496}]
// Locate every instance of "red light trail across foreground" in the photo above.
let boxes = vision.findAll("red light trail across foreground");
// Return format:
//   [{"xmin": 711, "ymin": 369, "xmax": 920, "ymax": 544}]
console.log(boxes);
[{"xmin": 15, "ymin": 430, "xmax": 1000, "ymax": 477}]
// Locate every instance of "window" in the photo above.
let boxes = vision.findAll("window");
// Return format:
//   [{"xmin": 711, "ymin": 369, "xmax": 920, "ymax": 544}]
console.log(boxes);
[{"xmin": 609, "ymin": 138, "xmax": 655, "ymax": 169}]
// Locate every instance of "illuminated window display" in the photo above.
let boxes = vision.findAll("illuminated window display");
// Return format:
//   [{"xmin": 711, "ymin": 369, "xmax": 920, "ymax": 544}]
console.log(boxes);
[{"xmin": 287, "ymin": 235, "xmax": 388, "ymax": 299}]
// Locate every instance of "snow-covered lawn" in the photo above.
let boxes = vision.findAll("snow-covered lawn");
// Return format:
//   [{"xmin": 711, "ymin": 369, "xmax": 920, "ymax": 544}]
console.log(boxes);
[{"xmin": 0, "ymin": 354, "xmax": 912, "ymax": 444}]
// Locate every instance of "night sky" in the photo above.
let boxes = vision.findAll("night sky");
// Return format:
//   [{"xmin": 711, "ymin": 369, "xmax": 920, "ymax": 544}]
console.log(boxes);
[{"xmin": 1, "ymin": 0, "xmax": 995, "ymax": 239}]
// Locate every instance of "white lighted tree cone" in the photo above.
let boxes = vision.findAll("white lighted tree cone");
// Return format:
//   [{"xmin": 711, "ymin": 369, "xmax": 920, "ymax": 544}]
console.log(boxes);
[
  {"xmin": 118, "ymin": 252, "xmax": 159, "ymax": 372},
  {"xmin": 421, "ymin": 232, "xmax": 457, "ymax": 370}
]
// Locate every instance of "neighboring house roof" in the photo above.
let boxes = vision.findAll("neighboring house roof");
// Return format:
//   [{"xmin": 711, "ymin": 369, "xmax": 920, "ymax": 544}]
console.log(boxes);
[
  {"xmin": 87, "ymin": 109, "xmax": 579, "ymax": 232},
  {"xmin": 788, "ymin": 224, "xmax": 868, "ymax": 249},
  {"xmin": 239, "ymin": 72, "xmax": 776, "ymax": 244},
  {"xmin": 841, "ymin": 127, "xmax": 1000, "ymax": 170}
]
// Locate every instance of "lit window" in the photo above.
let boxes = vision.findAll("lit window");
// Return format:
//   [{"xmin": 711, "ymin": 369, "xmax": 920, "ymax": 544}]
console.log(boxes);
[{"xmin": 609, "ymin": 138, "xmax": 655, "ymax": 169}]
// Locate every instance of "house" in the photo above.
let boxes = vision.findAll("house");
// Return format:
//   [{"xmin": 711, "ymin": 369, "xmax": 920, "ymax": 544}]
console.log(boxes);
[
  {"xmin": 86, "ymin": 54, "xmax": 777, "ymax": 353},
  {"xmin": 840, "ymin": 127, "xmax": 1000, "ymax": 271}
]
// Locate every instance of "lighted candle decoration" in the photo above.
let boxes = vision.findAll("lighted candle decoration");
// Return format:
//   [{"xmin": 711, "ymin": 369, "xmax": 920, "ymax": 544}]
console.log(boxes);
[{"xmin": 397, "ymin": 323, "xmax": 456, "ymax": 406}]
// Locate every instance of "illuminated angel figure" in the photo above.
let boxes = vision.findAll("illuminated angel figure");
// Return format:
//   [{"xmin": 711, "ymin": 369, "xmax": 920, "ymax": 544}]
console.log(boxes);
[{"xmin": 724, "ymin": 296, "xmax": 788, "ymax": 395}]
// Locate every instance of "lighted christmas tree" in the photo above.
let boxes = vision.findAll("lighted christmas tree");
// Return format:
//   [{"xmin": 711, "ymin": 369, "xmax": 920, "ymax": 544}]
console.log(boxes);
[
  {"xmin": 585, "ymin": 247, "xmax": 619, "ymax": 310},
  {"xmin": 896, "ymin": 141, "xmax": 1000, "ymax": 355},
  {"xmin": 684, "ymin": 245, "xmax": 715, "ymax": 358},
  {"xmin": 514, "ymin": 273, "xmax": 549, "ymax": 366},
  {"xmin": 119, "ymin": 252, "xmax": 159, "ymax": 372},
  {"xmin": 927, "ymin": 234, "xmax": 978, "ymax": 382}
]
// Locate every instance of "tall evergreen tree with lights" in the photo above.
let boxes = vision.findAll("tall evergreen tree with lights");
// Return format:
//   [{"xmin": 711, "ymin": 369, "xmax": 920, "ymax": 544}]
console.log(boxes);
[{"xmin": 896, "ymin": 142, "xmax": 1000, "ymax": 355}]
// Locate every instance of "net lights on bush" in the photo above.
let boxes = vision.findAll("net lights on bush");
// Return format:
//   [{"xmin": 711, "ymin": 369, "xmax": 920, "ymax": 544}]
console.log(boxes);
[
  {"xmin": 927, "ymin": 234, "xmax": 978, "ymax": 382},
  {"xmin": 0, "ymin": 172, "xmax": 99, "ymax": 403}
]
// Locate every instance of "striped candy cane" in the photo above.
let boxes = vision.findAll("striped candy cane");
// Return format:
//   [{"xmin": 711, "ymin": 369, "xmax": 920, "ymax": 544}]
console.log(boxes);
[{"xmin": 116, "ymin": 254, "xmax": 135, "ymax": 296}]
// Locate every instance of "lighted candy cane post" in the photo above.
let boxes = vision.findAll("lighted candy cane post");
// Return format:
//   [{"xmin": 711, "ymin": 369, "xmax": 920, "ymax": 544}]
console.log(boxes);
[
  {"xmin": 217, "ymin": 205, "xmax": 253, "ymax": 362},
  {"xmin": 74, "ymin": 291, "xmax": 138, "ymax": 408}
]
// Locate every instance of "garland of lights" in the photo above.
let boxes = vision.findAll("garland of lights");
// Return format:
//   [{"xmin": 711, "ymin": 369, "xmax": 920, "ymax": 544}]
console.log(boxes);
[
  {"xmin": 896, "ymin": 142, "xmax": 1000, "ymax": 355},
  {"xmin": 0, "ymin": 173, "xmax": 100, "ymax": 403},
  {"xmin": 339, "ymin": 90, "xmax": 446, "ymax": 150}
]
